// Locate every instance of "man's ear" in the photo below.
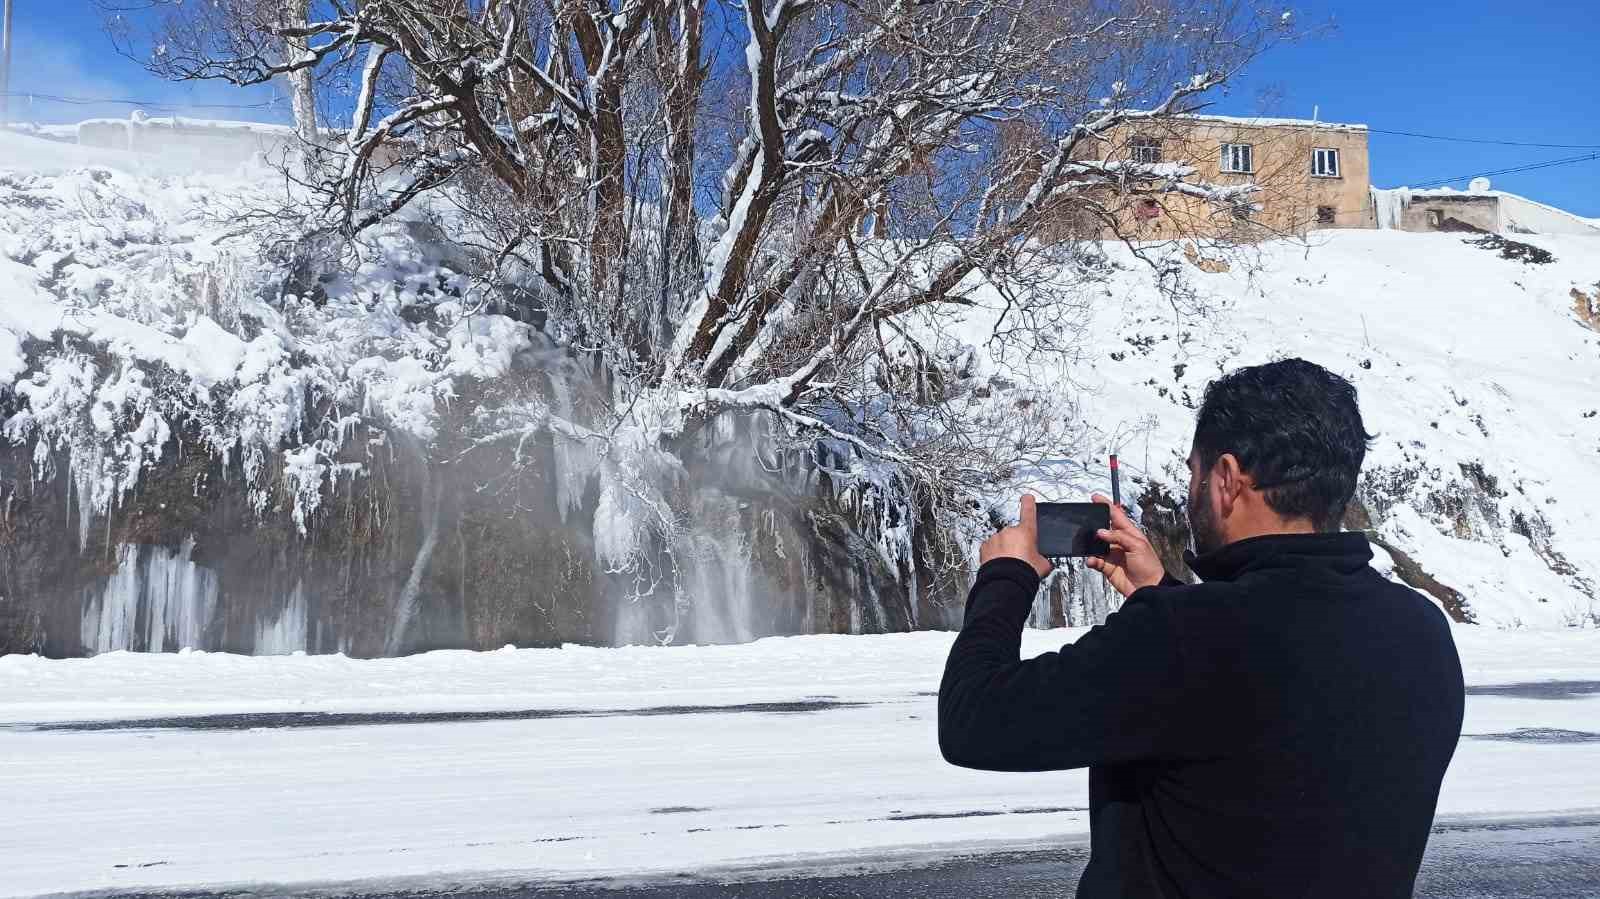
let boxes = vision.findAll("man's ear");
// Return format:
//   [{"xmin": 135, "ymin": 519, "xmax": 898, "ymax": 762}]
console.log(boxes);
[{"xmin": 1215, "ymin": 453, "xmax": 1245, "ymax": 518}]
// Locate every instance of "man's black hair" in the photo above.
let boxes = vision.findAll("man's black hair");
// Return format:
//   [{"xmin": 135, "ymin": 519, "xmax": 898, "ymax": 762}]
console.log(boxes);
[{"xmin": 1193, "ymin": 358, "xmax": 1374, "ymax": 531}]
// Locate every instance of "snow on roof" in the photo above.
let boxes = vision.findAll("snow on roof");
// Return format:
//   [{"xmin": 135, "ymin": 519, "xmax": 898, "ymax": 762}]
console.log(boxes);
[
  {"xmin": 1376, "ymin": 184, "xmax": 1585, "ymax": 214},
  {"xmin": 1376, "ymin": 184, "xmax": 1500, "ymax": 198},
  {"xmin": 77, "ymin": 113, "xmax": 300, "ymax": 135},
  {"xmin": 1168, "ymin": 112, "xmax": 1368, "ymax": 131}
]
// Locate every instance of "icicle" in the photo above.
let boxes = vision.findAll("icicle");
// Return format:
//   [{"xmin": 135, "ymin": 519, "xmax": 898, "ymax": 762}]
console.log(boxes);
[
  {"xmin": 548, "ymin": 368, "xmax": 601, "ymax": 523},
  {"xmin": 81, "ymin": 544, "xmax": 140, "ymax": 654},
  {"xmin": 1372, "ymin": 187, "xmax": 1410, "ymax": 230},
  {"xmin": 71, "ymin": 451, "xmax": 100, "ymax": 553},
  {"xmin": 146, "ymin": 537, "xmax": 218, "ymax": 651},
  {"xmin": 80, "ymin": 540, "xmax": 218, "ymax": 654}
]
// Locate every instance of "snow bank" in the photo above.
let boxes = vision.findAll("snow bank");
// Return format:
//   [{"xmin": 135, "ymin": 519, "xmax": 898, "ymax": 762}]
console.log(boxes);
[{"xmin": 1499, "ymin": 191, "xmax": 1600, "ymax": 236}]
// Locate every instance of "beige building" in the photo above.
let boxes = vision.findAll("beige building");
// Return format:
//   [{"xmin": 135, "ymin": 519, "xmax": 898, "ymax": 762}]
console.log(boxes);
[{"xmin": 1013, "ymin": 113, "xmax": 1375, "ymax": 241}]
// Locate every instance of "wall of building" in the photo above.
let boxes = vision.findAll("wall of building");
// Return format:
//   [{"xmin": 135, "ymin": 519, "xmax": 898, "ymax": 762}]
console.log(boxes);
[
  {"xmin": 1371, "ymin": 188, "xmax": 1600, "ymax": 236},
  {"xmin": 1078, "ymin": 117, "xmax": 1373, "ymax": 241},
  {"xmin": 1399, "ymin": 195, "xmax": 1501, "ymax": 233}
]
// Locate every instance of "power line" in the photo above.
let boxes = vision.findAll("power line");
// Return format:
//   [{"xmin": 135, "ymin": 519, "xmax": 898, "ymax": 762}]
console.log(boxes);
[
  {"xmin": 1, "ymin": 90, "xmax": 276, "ymax": 111},
  {"xmin": 1409, "ymin": 152, "xmax": 1600, "ymax": 189},
  {"xmin": 1366, "ymin": 127, "xmax": 1600, "ymax": 151},
  {"xmin": 1158, "ymin": 115, "xmax": 1600, "ymax": 151}
]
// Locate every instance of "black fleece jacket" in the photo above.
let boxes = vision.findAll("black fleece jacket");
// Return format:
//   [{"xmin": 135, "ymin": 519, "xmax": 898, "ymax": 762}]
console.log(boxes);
[{"xmin": 938, "ymin": 532, "xmax": 1464, "ymax": 899}]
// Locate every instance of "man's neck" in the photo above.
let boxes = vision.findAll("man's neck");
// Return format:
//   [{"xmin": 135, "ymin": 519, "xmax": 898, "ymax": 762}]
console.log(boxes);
[{"xmin": 1220, "ymin": 516, "xmax": 1317, "ymax": 547}]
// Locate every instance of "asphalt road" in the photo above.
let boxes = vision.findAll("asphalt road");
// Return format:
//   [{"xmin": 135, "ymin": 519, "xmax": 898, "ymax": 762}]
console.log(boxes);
[{"xmin": 100, "ymin": 814, "xmax": 1600, "ymax": 899}]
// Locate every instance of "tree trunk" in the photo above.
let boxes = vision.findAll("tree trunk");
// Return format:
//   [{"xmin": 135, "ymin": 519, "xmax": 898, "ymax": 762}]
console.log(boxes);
[
  {"xmin": 653, "ymin": 0, "xmax": 707, "ymax": 346},
  {"xmin": 283, "ymin": 0, "xmax": 318, "ymax": 144}
]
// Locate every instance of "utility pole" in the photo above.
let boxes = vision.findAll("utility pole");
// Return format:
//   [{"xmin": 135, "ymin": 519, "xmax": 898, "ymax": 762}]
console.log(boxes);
[{"xmin": 0, "ymin": 0, "xmax": 13, "ymax": 128}]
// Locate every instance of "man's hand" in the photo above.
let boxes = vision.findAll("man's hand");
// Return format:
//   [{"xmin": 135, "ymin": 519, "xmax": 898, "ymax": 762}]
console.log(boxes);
[
  {"xmin": 979, "ymin": 494, "xmax": 1053, "ymax": 579},
  {"xmin": 1085, "ymin": 494, "xmax": 1168, "ymax": 597}
]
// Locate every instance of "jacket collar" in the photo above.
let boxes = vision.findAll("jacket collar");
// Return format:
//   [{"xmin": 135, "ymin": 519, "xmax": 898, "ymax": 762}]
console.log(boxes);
[{"xmin": 1182, "ymin": 531, "xmax": 1374, "ymax": 583}]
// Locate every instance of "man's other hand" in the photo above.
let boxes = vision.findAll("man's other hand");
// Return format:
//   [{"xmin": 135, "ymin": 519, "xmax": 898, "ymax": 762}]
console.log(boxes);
[
  {"xmin": 1086, "ymin": 494, "xmax": 1167, "ymax": 597},
  {"xmin": 979, "ymin": 495, "xmax": 1053, "ymax": 579}
]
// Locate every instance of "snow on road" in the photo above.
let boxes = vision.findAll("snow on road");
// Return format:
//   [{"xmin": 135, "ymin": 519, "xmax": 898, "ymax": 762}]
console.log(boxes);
[{"xmin": 3, "ymin": 626, "xmax": 1599, "ymax": 897}]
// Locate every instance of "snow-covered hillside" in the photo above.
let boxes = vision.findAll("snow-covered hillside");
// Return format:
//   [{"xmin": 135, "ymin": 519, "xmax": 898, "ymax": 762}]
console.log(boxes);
[
  {"xmin": 1, "ymin": 127, "xmax": 1597, "ymax": 649},
  {"xmin": 971, "ymin": 230, "xmax": 1600, "ymax": 628}
]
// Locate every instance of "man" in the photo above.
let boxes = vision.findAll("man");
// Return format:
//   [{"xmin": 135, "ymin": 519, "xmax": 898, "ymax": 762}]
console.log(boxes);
[{"xmin": 939, "ymin": 358, "xmax": 1464, "ymax": 898}]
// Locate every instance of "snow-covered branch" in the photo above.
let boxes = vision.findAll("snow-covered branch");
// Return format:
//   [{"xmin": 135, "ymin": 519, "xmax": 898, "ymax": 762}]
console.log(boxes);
[{"xmin": 111, "ymin": 0, "xmax": 1292, "ymax": 586}]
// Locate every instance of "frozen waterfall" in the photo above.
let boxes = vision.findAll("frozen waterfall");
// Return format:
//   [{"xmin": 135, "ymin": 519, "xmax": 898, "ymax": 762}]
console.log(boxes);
[{"xmin": 80, "ymin": 539, "xmax": 219, "ymax": 654}]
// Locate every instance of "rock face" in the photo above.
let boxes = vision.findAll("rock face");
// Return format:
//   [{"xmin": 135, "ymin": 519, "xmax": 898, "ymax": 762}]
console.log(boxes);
[
  {"xmin": 0, "ymin": 348, "xmax": 982, "ymax": 657},
  {"xmin": 0, "ymin": 157, "xmax": 988, "ymax": 658}
]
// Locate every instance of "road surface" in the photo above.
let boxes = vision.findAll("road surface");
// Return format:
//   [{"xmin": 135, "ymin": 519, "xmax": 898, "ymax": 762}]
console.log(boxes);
[
  {"xmin": 6, "ymin": 642, "xmax": 1599, "ymax": 899},
  {"xmin": 98, "ymin": 814, "xmax": 1600, "ymax": 898}
]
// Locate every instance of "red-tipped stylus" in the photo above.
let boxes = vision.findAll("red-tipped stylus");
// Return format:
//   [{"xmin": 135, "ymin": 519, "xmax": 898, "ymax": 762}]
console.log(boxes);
[{"xmin": 1110, "ymin": 454, "xmax": 1121, "ymax": 507}]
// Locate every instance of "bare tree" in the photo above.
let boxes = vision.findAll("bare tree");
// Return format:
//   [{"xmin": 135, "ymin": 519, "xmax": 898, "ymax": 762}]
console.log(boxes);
[
  {"xmin": 112, "ymin": 0, "xmax": 1293, "ymax": 621},
  {"xmin": 281, "ymin": 0, "xmax": 318, "ymax": 142}
]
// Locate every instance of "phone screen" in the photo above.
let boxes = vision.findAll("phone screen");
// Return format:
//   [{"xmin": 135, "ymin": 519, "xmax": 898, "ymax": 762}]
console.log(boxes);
[{"xmin": 1035, "ymin": 503, "xmax": 1111, "ymax": 558}]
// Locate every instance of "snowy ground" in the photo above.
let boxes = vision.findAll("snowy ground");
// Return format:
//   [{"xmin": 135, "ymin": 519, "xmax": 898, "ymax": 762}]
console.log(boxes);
[{"xmin": 3, "ymin": 626, "xmax": 1599, "ymax": 897}]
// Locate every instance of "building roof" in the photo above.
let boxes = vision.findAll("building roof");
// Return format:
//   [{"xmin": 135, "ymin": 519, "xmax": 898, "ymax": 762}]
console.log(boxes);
[{"xmin": 1167, "ymin": 112, "xmax": 1368, "ymax": 131}]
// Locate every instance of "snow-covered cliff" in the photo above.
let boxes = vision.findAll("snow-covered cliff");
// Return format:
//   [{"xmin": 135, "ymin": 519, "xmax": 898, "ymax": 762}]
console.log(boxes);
[{"xmin": 0, "ymin": 130, "xmax": 951, "ymax": 656}]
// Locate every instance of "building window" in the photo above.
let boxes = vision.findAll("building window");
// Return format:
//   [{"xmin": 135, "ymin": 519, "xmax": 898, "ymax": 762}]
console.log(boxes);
[
  {"xmin": 1135, "ymin": 198, "xmax": 1161, "ymax": 220},
  {"xmin": 1130, "ymin": 136, "xmax": 1162, "ymax": 165},
  {"xmin": 1220, "ymin": 143, "xmax": 1254, "ymax": 174},
  {"xmin": 1312, "ymin": 147, "xmax": 1341, "ymax": 178},
  {"xmin": 1317, "ymin": 205, "xmax": 1336, "ymax": 224}
]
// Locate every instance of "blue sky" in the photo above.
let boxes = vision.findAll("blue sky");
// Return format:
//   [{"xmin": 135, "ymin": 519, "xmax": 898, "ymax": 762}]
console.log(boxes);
[
  {"xmin": 3, "ymin": 4, "xmax": 282, "ymax": 124},
  {"xmin": 6, "ymin": 1, "xmax": 1598, "ymax": 216},
  {"xmin": 1207, "ymin": 0, "xmax": 1600, "ymax": 216}
]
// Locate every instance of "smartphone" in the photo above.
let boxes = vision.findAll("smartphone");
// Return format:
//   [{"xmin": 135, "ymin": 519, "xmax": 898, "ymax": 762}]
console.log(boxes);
[{"xmin": 1036, "ymin": 502, "xmax": 1111, "ymax": 558}]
